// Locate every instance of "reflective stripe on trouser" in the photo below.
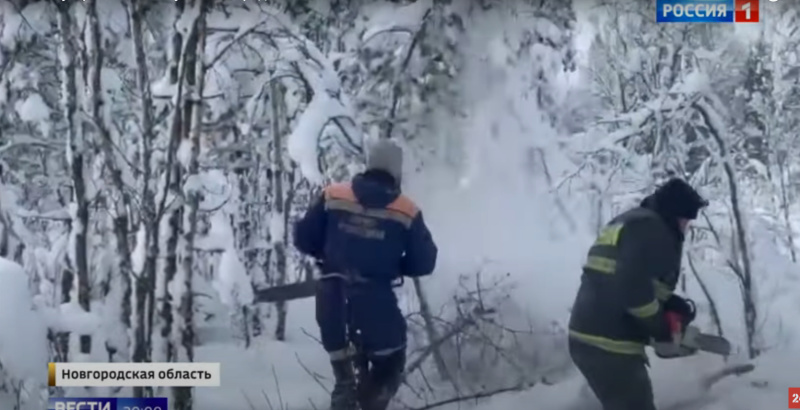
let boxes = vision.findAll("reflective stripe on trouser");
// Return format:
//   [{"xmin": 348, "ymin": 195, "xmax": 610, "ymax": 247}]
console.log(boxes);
[
  {"xmin": 329, "ymin": 346, "xmax": 356, "ymax": 360},
  {"xmin": 329, "ymin": 344, "xmax": 404, "ymax": 360},
  {"xmin": 568, "ymin": 330, "xmax": 646, "ymax": 356}
]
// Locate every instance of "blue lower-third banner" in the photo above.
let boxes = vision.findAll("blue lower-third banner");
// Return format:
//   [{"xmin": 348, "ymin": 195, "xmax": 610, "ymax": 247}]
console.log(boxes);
[{"xmin": 49, "ymin": 397, "xmax": 168, "ymax": 410}]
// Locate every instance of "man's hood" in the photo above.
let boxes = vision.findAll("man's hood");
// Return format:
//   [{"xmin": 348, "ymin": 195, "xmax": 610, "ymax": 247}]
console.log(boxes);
[{"xmin": 351, "ymin": 171, "xmax": 400, "ymax": 208}]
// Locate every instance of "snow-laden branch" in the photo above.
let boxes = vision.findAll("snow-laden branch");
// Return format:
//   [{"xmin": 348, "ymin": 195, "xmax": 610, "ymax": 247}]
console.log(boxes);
[
  {"xmin": 203, "ymin": 16, "xmax": 271, "ymax": 71},
  {"xmin": 204, "ymin": 3, "xmax": 364, "ymax": 183},
  {"xmin": 261, "ymin": 11, "xmax": 363, "ymax": 183},
  {"xmin": 360, "ymin": 0, "xmax": 432, "ymax": 44},
  {"xmin": 0, "ymin": 135, "xmax": 61, "ymax": 155}
]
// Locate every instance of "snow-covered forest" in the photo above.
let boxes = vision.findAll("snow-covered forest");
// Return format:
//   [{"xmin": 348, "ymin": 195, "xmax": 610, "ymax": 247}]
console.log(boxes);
[{"xmin": 0, "ymin": 0, "xmax": 799, "ymax": 409}]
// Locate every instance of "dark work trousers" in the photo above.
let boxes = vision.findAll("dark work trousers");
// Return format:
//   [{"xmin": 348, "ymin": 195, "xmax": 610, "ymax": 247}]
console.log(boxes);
[
  {"xmin": 316, "ymin": 277, "xmax": 407, "ymax": 356},
  {"xmin": 316, "ymin": 277, "xmax": 350, "ymax": 355},
  {"xmin": 568, "ymin": 338, "xmax": 656, "ymax": 410},
  {"xmin": 316, "ymin": 277, "xmax": 406, "ymax": 410}
]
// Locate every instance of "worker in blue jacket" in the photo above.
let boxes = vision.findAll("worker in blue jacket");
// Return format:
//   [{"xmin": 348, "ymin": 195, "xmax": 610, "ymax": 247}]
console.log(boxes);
[{"xmin": 293, "ymin": 139, "xmax": 438, "ymax": 410}]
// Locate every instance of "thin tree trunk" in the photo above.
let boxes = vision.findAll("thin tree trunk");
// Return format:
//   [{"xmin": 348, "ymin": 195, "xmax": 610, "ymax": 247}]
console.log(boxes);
[
  {"xmin": 271, "ymin": 81, "xmax": 288, "ymax": 341},
  {"xmin": 57, "ymin": 1, "xmax": 92, "ymax": 359},
  {"xmin": 686, "ymin": 253, "xmax": 724, "ymax": 339},
  {"xmin": 413, "ymin": 278, "xmax": 451, "ymax": 381},
  {"xmin": 86, "ymin": 0, "xmax": 133, "ymax": 361},
  {"xmin": 173, "ymin": 1, "xmax": 207, "ymax": 408},
  {"xmin": 160, "ymin": 202, "xmax": 181, "ymax": 362},
  {"xmin": 696, "ymin": 101, "xmax": 758, "ymax": 359},
  {"xmin": 235, "ymin": 138, "xmax": 256, "ymax": 343},
  {"xmin": 776, "ymin": 157, "xmax": 796, "ymax": 262},
  {"xmin": 0, "ymin": 211, "xmax": 8, "ymax": 258},
  {"xmin": 128, "ymin": 0, "xmax": 161, "ymax": 397},
  {"xmin": 159, "ymin": 0, "xmax": 195, "ymax": 370}
]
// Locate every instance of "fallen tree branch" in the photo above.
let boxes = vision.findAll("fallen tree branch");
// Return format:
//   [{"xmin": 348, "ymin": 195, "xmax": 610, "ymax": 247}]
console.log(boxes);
[
  {"xmin": 409, "ymin": 385, "xmax": 523, "ymax": 410},
  {"xmin": 700, "ymin": 363, "xmax": 755, "ymax": 390},
  {"xmin": 403, "ymin": 315, "xmax": 476, "ymax": 377}
]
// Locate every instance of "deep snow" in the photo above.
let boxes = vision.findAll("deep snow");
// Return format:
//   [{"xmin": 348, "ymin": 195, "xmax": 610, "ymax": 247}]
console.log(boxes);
[
  {"xmin": 190, "ymin": 296, "xmax": 798, "ymax": 410},
  {"xmin": 0, "ymin": 257, "xmax": 49, "ymax": 382}
]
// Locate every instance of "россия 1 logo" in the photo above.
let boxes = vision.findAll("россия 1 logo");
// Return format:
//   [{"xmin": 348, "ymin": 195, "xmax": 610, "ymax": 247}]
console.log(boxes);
[{"xmin": 657, "ymin": 0, "xmax": 759, "ymax": 23}]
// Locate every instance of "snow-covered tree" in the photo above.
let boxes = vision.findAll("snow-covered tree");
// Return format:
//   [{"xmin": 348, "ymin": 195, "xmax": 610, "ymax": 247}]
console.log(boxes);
[{"xmin": 4, "ymin": 1, "xmax": 800, "ymax": 409}]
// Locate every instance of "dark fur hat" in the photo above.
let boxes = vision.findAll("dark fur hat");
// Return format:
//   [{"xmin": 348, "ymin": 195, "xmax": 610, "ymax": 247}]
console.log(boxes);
[{"xmin": 645, "ymin": 178, "xmax": 708, "ymax": 220}]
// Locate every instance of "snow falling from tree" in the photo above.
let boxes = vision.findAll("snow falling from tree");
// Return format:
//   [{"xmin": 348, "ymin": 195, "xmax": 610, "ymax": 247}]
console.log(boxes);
[{"xmin": 0, "ymin": 0, "xmax": 798, "ymax": 409}]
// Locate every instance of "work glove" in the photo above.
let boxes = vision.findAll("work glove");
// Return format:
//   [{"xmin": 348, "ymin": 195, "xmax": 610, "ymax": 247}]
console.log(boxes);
[
  {"xmin": 663, "ymin": 295, "xmax": 696, "ymax": 341},
  {"xmin": 653, "ymin": 295, "xmax": 699, "ymax": 359},
  {"xmin": 649, "ymin": 314, "xmax": 674, "ymax": 343}
]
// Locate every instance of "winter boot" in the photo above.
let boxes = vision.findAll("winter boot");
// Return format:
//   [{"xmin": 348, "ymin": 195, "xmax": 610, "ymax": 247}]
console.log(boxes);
[
  {"xmin": 358, "ymin": 350, "xmax": 405, "ymax": 410},
  {"xmin": 330, "ymin": 358, "xmax": 357, "ymax": 410}
]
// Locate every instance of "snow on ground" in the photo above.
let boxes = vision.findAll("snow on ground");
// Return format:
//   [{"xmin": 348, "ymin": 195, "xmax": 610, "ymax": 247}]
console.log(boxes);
[
  {"xmin": 482, "ymin": 350, "xmax": 800, "ymax": 410},
  {"xmin": 0, "ymin": 257, "xmax": 49, "ymax": 410},
  {"xmin": 194, "ymin": 297, "xmax": 331, "ymax": 410},
  {"xmin": 0, "ymin": 257, "xmax": 49, "ymax": 382},
  {"xmin": 193, "ymin": 293, "xmax": 799, "ymax": 410}
]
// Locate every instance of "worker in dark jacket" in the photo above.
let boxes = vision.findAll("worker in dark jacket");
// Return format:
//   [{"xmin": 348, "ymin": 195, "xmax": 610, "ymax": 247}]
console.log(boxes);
[
  {"xmin": 568, "ymin": 178, "xmax": 708, "ymax": 410},
  {"xmin": 293, "ymin": 139, "xmax": 438, "ymax": 410}
]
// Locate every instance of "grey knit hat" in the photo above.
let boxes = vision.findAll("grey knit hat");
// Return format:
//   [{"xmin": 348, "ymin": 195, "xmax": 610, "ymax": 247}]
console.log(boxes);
[{"xmin": 366, "ymin": 139, "xmax": 403, "ymax": 184}]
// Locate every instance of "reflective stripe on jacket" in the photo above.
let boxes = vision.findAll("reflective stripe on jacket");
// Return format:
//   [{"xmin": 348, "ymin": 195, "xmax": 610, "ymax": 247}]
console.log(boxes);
[{"xmin": 568, "ymin": 207, "xmax": 683, "ymax": 355}]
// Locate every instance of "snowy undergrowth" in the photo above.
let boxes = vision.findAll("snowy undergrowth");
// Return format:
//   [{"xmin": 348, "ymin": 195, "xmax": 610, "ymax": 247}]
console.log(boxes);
[
  {"xmin": 0, "ymin": 257, "xmax": 48, "ymax": 410},
  {"xmin": 193, "ymin": 298, "xmax": 331, "ymax": 410}
]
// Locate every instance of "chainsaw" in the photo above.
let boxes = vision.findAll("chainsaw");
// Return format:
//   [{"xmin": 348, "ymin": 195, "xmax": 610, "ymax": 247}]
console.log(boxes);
[{"xmin": 652, "ymin": 311, "xmax": 731, "ymax": 358}]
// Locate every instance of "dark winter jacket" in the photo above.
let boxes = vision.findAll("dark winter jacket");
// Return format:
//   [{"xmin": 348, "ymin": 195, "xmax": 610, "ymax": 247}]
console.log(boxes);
[
  {"xmin": 568, "ymin": 206, "xmax": 684, "ymax": 356},
  {"xmin": 293, "ymin": 170, "xmax": 437, "ymax": 355},
  {"xmin": 294, "ymin": 171, "xmax": 437, "ymax": 281}
]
